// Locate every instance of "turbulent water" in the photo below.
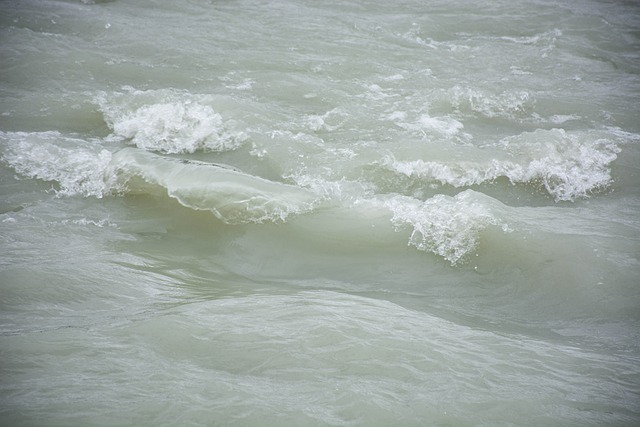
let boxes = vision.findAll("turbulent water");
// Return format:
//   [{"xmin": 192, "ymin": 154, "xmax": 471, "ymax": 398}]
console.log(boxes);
[{"xmin": 1, "ymin": 0, "xmax": 640, "ymax": 425}]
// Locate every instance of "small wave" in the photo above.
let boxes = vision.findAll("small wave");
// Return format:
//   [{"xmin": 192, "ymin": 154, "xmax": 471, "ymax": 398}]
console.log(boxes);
[
  {"xmin": 303, "ymin": 108, "xmax": 348, "ymax": 133},
  {"xmin": 1, "ymin": 131, "xmax": 114, "ymax": 198},
  {"xmin": 1, "ymin": 132, "xmax": 317, "ymax": 224},
  {"xmin": 109, "ymin": 148, "xmax": 317, "ymax": 224},
  {"xmin": 502, "ymin": 128, "xmax": 620, "ymax": 201},
  {"xmin": 383, "ymin": 190, "xmax": 510, "ymax": 265},
  {"xmin": 379, "ymin": 128, "xmax": 621, "ymax": 202},
  {"xmin": 499, "ymin": 28, "xmax": 562, "ymax": 57},
  {"xmin": 96, "ymin": 88, "xmax": 248, "ymax": 154},
  {"xmin": 499, "ymin": 28, "xmax": 563, "ymax": 46},
  {"xmin": 436, "ymin": 86, "xmax": 535, "ymax": 119},
  {"xmin": 390, "ymin": 113, "xmax": 467, "ymax": 139}
]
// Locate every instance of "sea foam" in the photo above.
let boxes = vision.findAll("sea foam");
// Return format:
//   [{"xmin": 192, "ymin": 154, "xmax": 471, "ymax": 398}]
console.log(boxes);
[
  {"xmin": 1, "ymin": 131, "xmax": 114, "ymax": 198},
  {"xmin": 383, "ymin": 190, "xmax": 510, "ymax": 265},
  {"xmin": 96, "ymin": 88, "xmax": 248, "ymax": 154},
  {"xmin": 1, "ymin": 132, "xmax": 317, "ymax": 224},
  {"xmin": 381, "ymin": 128, "xmax": 620, "ymax": 202}
]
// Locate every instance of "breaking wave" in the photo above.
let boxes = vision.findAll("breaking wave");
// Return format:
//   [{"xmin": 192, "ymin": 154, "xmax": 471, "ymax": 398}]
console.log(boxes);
[
  {"xmin": 378, "ymin": 128, "xmax": 621, "ymax": 202},
  {"xmin": 96, "ymin": 88, "xmax": 248, "ymax": 154}
]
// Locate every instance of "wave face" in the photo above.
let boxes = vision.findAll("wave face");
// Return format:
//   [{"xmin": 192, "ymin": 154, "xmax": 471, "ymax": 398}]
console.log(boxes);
[
  {"xmin": 1, "ymin": 0, "xmax": 639, "ymax": 426},
  {"xmin": 0, "ymin": 133, "xmax": 317, "ymax": 224},
  {"xmin": 109, "ymin": 148, "xmax": 318, "ymax": 224}
]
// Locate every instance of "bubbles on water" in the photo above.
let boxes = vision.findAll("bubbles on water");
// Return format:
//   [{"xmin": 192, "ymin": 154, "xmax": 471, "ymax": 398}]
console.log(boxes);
[
  {"xmin": 0, "ymin": 132, "xmax": 318, "ymax": 225},
  {"xmin": 96, "ymin": 88, "xmax": 248, "ymax": 154},
  {"xmin": 436, "ymin": 86, "xmax": 535, "ymax": 119},
  {"xmin": 376, "ymin": 128, "xmax": 621, "ymax": 202},
  {"xmin": 390, "ymin": 113, "xmax": 468, "ymax": 140},
  {"xmin": 303, "ymin": 108, "xmax": 347, "ymax": 133},
  {"xmin": 502, "ymin": 128, "xmax": 620, "ymax": 202},
  {"xmin": 500, "ymin": 28, "xmax": 563, "ymax": 57},
  {"xmin": 0, "ymin": 131, "xmax": 114, "ymax": 198},
  {"xmin": 384, "ymin": 190, "xmax": 510, "ymax": 265}
]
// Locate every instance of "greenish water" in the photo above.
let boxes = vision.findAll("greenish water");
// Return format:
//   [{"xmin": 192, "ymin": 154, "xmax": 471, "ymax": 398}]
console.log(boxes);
[{"xmin": 1, "ymin": 0, "xmax": 640, "ymax": 425}]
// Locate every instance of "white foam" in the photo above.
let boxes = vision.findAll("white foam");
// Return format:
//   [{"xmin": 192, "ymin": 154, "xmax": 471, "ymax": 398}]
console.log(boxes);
[
  {"xmin": 403, "ymin": 25, "xmax": 472, "ymax": 52},
  {"xmin": 285, "ymin": 171, "xmax": 374, "ymax": 203},
  {"xmin": 1, "ymin": 131, "xmax": 114, "ymax": 198},
  {"xmin": 361, "ymin": 83, "xmax": 389, "ymax": 101},
  {"xmin": 498, "ymin": 28, "xmax": 562, "ymax": 57},
  {"xmin": 444, "ymin": 86, "xmax": 533, "ymax": 119},
  {"xmin": 381, "ymin": 128, "xmax": 621, "ymax": 202},
  {"xmin": 228, "ymin": 79, "xmax": 254, "ymax": 91},
  {"xmin": 383, "ymin": 156, "xmax": 500, "ymax": 188},
  {"xmin": 1, "ymin": 132, "xmax": 317, "ymax": 224},
  {"xmin": 383, "ymin": 74, "xmax": 405, "ymax": 81},
  {"xmin": 549, "ymin": 114, "xmax": 581, "ymax": 124},
  {"xmin": 386, "ymin": 111, "xmax": 407, "ymax": 122},
  {"xmin": 391, "ymin": 113, "xmax": 467, "ymax": 139},
  {"xmin": 509, "ymin": 66, "xmax": 532, "ymax": 75},
  {"xmin": 62, "ymin": 218, "xmax": 118, "ymax": 228},
  {"xmin": 503, "ymin": 128, "xmax": 620, "ymax": 201},
  {"xmin": 96, "ymin": 88, "xmax": 248, "ymax": 154},
  {"xmin": 383, "ymin": 190, "xmax": 510, "ymax": 265},
  {"xmin": 417, "ymin": 115, "xmax": 465, "ymax": 137},
  {"xmin": 499, "ymin": 29, "xmax": 562, "ymax": 45},
  {"xmin": 304, "ymin": 108, "xmax": 346, "ymax": 132}
]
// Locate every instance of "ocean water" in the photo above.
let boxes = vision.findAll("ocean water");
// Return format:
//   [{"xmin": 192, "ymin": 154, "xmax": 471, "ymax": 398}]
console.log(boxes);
[{"xmin": 1, "ymin": 0, "xmax": 640, "ymax": 425}]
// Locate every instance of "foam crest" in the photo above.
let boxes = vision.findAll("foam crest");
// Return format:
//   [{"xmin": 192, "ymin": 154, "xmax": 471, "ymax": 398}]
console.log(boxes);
[
  {"xmin": 1, "ymin": 131, "xmax": 114, "ymax": 198},
  {"xmin": 1, "ymin": 133, "xmax": 316, "ymax": 224},
  {"xmin": 303, "ymin": 108, "xmax": 347, "ymax": 132},
  {"xmin": 442, "ymin": 86, "xmax": 534, "ymax": 119},
  {"xmin": 503, "ymin": 129, "xmax": 620, "ymax": 201},
  {"xmin": 383, "ymin": 190, "xmax": 509, "ymax": 265},
  {"xmin": 285, "ymin": 170, "xmax": 375, "ymax": 203},
  {"xmin": 110, "ymin": 148, "xmax": 317, "ymax": 224},
  {"xmin": 383, "ymin": 156, "xmax": 501, "ymax": 188},
  {"xmin": 381, "ymin": 129, "xmax": 620, "ymax": 202},
  {"xmin": 393, "ymin": 114, "xmax": 466, "ymax": 139},
  {"xmin": 96, "ymin": 88, "xmax": 247, "ymax": 154},
  {"xmin": 499, "ymin": 28, "xmax": 562, "ymax": 57}
]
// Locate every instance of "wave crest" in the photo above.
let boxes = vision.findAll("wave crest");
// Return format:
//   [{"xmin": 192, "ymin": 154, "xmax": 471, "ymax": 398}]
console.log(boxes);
[
  {"xmin": 379, "ymin": 128, "xmax": 620, "ymax": 202},
  {"xmin": 96, "ymin": 88, "xmax": 248, "ymax": 154},
  {"xmin": 1, "ymin": 131, "xmax": 115, "ymax": 198},
  {"xmin": 384, "ymin": 190, "xmax": 510, "ymax": 265}
]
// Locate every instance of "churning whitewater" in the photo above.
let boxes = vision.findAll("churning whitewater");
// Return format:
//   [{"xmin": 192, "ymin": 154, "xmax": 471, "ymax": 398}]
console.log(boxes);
[{"xmin": 1, "ymin": 0, "xmax": 639, "ymax": 426}]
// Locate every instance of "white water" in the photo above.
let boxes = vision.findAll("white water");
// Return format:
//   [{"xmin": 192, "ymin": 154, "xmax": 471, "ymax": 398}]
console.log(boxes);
[{"xmin": 1, "ymin": 0, "xmax": 640, "ymax": 425}]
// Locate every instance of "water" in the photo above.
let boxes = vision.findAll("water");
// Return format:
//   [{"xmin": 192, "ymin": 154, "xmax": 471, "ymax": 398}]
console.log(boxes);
[{"xmin": 1, "ymin": 0, "xmax": 639, "ymax": 425}]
